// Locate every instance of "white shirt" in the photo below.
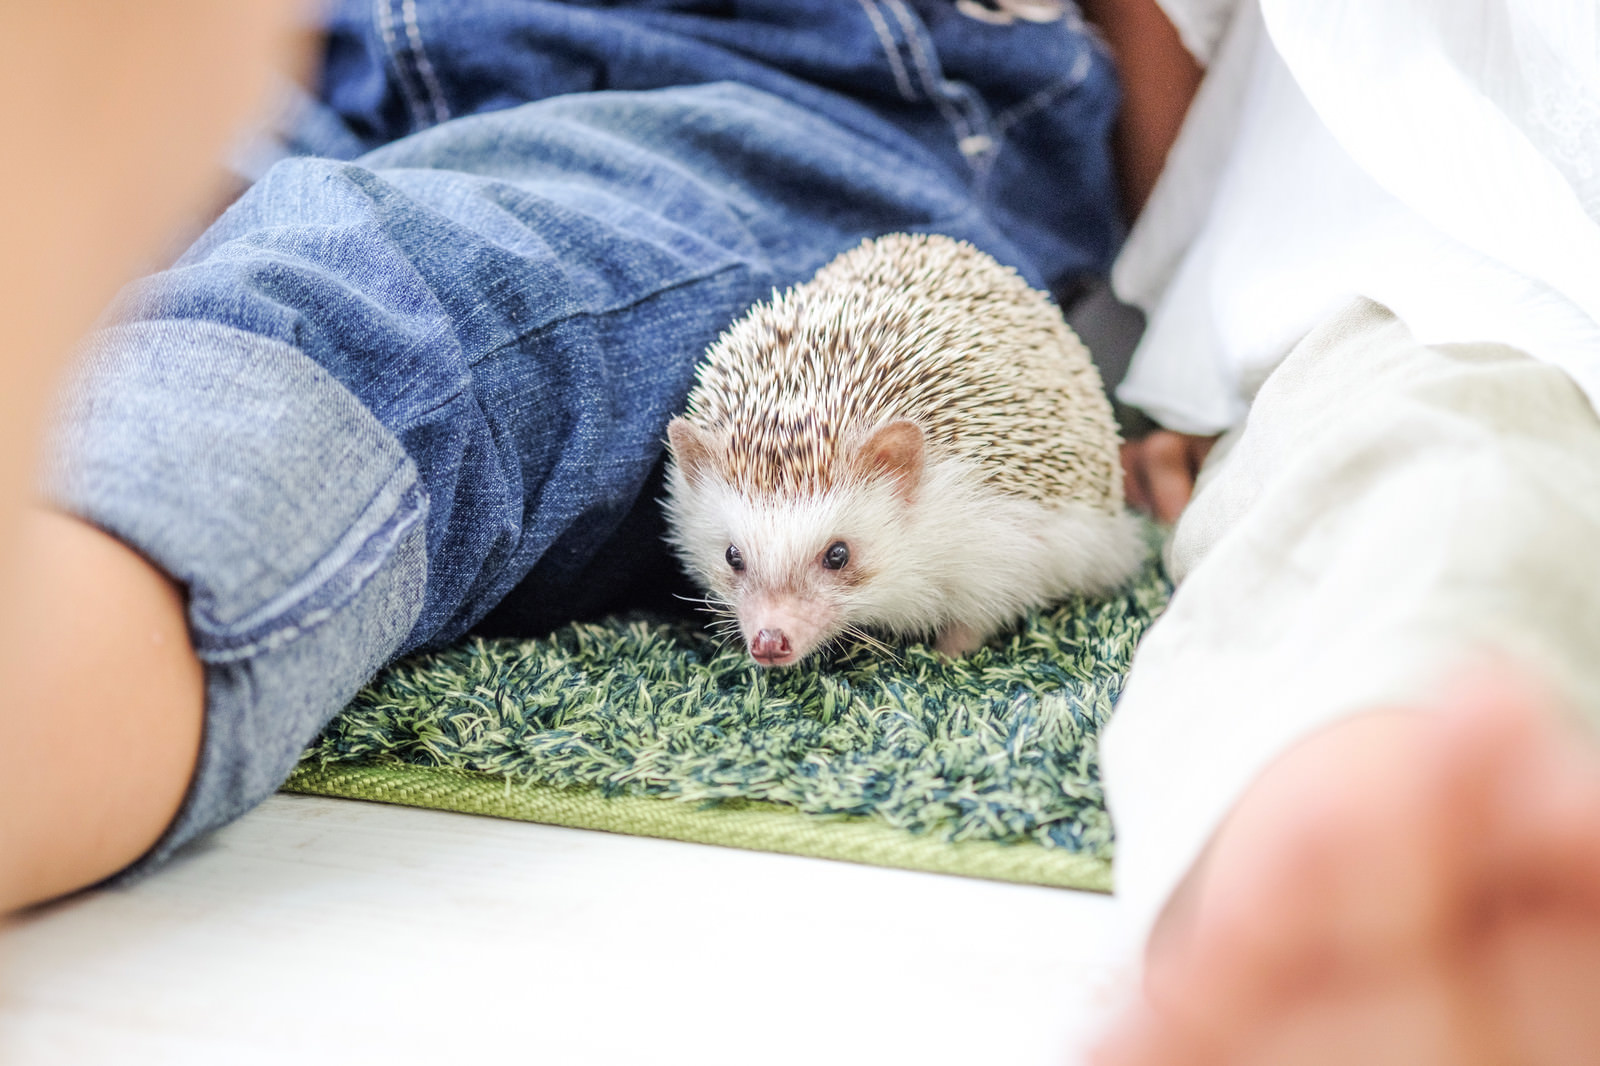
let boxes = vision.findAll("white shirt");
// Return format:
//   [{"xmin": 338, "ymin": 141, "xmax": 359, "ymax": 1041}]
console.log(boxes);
[{"xmin": 1113, "ymin": 0, "xmax": 1600, "ymax": 436}]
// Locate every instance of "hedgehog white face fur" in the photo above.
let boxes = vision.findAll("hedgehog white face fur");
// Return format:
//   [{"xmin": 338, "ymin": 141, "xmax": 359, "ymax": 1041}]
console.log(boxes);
[
  {"xmin": 666, "ymin": 417, "xmax": 931, "ymax": 666},
  {"xmin": 661, "ymin": 233, "xmax": 1145, "ymax": 668}
]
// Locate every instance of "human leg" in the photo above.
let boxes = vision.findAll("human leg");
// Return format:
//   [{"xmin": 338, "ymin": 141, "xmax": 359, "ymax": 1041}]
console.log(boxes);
[
  {"xmin": 41, "ymin": 53, "xmax": 1101, "ymax": 896},
  {"xmin": 8, "ymin": 0, "xmax": 1124, "ymax": 907},
  {"xmin": 1096, "ymin": 299, "xmax": 1600, "ymax": 1059},
  {"xmin": 307, "ymin": 0, "xmax": 1121, "ymax": 292},
  {"xmin": 1104, "ymin": 298, "xmax": 1600, "ymax": 925}
]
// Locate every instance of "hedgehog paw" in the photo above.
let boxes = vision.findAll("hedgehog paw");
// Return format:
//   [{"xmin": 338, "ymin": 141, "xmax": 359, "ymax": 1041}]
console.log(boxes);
[{"xmin": 934, "ymin": 623, "xmax": 985, "ymax": 658}]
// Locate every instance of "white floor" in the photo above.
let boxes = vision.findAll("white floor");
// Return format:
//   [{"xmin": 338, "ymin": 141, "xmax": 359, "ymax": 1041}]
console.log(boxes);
[{"xmin": 0, "ymin": 795, "xmax": 1134, "ymax": 1065}]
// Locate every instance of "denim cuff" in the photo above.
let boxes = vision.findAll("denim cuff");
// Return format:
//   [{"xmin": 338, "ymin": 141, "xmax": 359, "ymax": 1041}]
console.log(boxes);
[{"xmin": 46, "ymin": 320, "xmax": 428, "ymax": 876}]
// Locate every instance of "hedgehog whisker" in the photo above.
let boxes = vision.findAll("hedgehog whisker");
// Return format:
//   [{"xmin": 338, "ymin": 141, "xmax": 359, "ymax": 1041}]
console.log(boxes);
[
  {"xmin": 839, "ymin": 623, "xmax": 894, "ymax": 658},
  {"xmin": 709, "ymin": 618, "xmax": 742, "ymax": 638},
  {"xmin": 708, "ymin": 625, "xmax": 744, "ymax": 654},
  {"xmin": 677, "ymin": 592, "xmax": 735, "ymax": 621}
]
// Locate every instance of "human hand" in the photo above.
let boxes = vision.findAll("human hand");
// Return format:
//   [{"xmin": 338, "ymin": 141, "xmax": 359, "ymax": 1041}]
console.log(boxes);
[{"xmin": 1120, "ymin": 430, "xmax": 1218, "ymax": 523}]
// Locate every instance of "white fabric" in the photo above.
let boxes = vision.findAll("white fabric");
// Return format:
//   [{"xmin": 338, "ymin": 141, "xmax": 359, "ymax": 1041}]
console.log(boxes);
[
  {"xmin": 1149, "ymin": 0, "xmax": 1239, "ymax": 66},
  {"xmin": 1102, "ymin": 298, "xmax": 1600, "ymax": 936},
  {"xmin": 1114, "ymin": 0, "xmax": 1600, "ymax": 436}
]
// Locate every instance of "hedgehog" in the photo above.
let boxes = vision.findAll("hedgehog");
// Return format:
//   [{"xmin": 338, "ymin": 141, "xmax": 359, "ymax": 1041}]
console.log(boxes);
[{"xmin": 662, "ymin": 232, "xmax": 1144, "ymax": 668}]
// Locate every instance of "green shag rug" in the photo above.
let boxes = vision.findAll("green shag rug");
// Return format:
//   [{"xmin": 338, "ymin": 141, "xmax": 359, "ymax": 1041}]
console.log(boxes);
[{"xmin": 283, "ymin": 549, "xmax": 1171, "ymax": 892}]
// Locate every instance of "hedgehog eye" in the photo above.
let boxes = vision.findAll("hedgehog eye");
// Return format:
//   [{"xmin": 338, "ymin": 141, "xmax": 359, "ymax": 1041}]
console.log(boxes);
[
  {"xmin": 725, "ymin": 544, "xmax": 745, "ymax": 572},
  {"xmin": 822, "ymin": 541, "xmax": 850, "ymax": 570}
]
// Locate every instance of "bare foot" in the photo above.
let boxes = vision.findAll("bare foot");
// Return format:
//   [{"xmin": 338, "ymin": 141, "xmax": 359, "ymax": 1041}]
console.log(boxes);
[{"xmin": 1093, "ymin": 672, "xmax": 1600, "ymax": 1065}]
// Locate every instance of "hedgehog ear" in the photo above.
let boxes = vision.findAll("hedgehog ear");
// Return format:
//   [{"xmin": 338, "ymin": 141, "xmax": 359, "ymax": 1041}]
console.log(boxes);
[
  {"xmin": 857, "ymin": 419, "xmax": 926, "ymax": 503},
  {"xmin": 666, "ymin": 417, "xmax": 714, "ymax": 483}
]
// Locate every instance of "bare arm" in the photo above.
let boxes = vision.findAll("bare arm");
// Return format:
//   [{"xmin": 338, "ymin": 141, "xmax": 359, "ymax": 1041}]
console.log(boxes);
[
  {"xmin": 0, "ymin": 514, "xmax": 204, "ymax": 907},
  {"xmin": 1078, "ymin": 0, "xmax": 1203, "ymax": 219},
  {"xmin": 1078, "ymin": 0, "xmax": 1214, "ymax": 518}
]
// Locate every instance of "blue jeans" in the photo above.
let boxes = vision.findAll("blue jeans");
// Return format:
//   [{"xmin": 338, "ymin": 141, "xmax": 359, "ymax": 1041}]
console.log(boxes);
[{"xmin": 48, "ymin": 0, "xmax": 1120, "ymax": 874}]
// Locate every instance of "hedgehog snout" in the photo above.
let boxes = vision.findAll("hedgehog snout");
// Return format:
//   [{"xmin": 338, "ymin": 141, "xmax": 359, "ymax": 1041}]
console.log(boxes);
[
  {"xmin": 749, "ymin": 628, "xmax": 795, "ymax": 667},
  {"xmin": 737, "ymin": 591, "xmax": 837, "ymax": 668}
]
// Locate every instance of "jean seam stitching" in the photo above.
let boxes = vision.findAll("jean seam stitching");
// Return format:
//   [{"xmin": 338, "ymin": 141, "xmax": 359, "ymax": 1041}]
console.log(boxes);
[
  {"xmin": 883, "ymin": 0, "xmax": 971, "ymax": 136},
  {"xmin": 373, "ymin": 0, "xmax": 429, "ymax": 132},
  {"xmin": 465, "ymin": 256, "xmax": 754, "ymax": 371},
  {"xmin": 993, "ymin": 55, "xmax": 1091, "ymax": 135},
  {"xmin": 193, "ymin": 466, "xmax": 426, "ymax": 662},
  {"xmin": 881, "ymin": 0, "xmax": 1000, "ymax": 183},
  {"xmin": 855, "ymin": 0, "xmax": 920, "ymax": 103},
  {"xmin": 401, "ymin": 0, "xmax": 452, "ymax": 125}
]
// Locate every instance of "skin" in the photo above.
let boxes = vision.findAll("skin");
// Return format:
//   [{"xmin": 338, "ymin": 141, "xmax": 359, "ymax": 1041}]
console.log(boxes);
[
  {"xmin": 0, "ymin": 513, "xmax": 204, "ymax": 906},
  {"xmin": 1121, "ymin": 429, "xmax": 1217, "ymax": 524},
  {"xmin": 1078, "ymin": 0, "xmax": 1204, "ymax": 219},
  {"xmin": 1092, "ymin": 677, "xmax": 1600, "ymax": 1066},
  {"xmin": 0, "ymin": 1, "xmax": 307, "ymax": 910}
]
